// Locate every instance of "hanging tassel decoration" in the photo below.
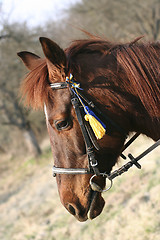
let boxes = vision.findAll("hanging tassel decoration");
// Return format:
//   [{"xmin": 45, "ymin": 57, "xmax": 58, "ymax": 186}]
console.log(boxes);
[
  {"xmin": 84, "ymin": 106, "xmax": 106, "ymax": 139},
  {"xmin": 66, "ymin": 73, "xmax": 106, "ymax": 140}
]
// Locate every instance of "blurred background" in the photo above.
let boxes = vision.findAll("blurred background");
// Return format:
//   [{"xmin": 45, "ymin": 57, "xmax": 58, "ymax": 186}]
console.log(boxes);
[{"xmin": 0, "ymin": 0, "xmax": 160, "ymax": 240}]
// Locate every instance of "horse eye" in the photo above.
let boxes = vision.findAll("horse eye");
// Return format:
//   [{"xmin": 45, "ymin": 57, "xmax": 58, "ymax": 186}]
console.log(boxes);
[{"xmin": 54, "ymin": 119, "xmax": 70, "ymax": 130}]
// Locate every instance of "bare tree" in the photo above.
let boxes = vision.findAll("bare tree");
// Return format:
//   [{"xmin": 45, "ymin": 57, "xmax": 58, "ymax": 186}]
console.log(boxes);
[
  {"xmin": 0, "ymin": 21, "xmax": 46, "ymax": 156},
  {"xmin": 135, "ymin": 2, "xmax": 160, "ymax": 40},
  {"xmin": 66, "ymin": 0, "xmax": 160, "ymax": 41}
]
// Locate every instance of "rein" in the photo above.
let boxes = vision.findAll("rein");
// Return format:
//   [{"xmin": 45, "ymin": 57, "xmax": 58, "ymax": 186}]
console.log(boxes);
[{"xmin": 49, "ymin": 75, "xmax": 160, "ymax": 193}]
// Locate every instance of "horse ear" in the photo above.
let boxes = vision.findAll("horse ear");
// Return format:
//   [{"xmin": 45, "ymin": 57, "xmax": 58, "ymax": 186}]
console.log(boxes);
[
  {"xmin": 39, "ymin": 37, "xmax": 66, "ymax": 67},
  {"xmin": 17, "ymin": 51, "xmax": 42, "ymax": 70}
]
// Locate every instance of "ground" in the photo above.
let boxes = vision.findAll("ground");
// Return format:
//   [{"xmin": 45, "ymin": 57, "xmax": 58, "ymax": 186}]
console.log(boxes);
[{"xmin": 0, "ymin": 136, "xmax": 160, "ymax": 240}]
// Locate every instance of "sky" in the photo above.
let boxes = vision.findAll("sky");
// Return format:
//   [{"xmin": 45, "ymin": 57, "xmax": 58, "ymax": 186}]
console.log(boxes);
[{"xmin": 2, "ymin": 0, "xmax": 80, "ymax": 27}]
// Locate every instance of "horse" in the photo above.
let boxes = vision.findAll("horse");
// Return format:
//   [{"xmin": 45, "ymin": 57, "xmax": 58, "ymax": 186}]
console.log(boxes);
[{"xmin": 18, "ymin": 35, "xmax": 160, "ymax": 222}]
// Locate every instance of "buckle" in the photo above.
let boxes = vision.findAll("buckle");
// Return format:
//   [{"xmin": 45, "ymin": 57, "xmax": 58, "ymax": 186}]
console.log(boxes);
[{"xmin": 90, "ymin": 159, "xmax": 98, "ymax": 167}]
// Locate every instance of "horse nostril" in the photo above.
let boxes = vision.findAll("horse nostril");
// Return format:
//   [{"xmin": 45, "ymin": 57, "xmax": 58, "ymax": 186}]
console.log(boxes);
[
  {"xmin": 66, "ymin": 203, "xmax": 88, "ymax": 221},
  {"xmin": 68, "ymin": 204, "xmax": 76, "ymax": 216}
]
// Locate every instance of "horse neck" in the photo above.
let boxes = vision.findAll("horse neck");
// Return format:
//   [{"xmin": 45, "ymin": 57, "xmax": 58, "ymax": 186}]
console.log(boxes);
[
  {"xmin": 115, "ymin": 79, "xmax": 160, "ymax": 141},
  {"xmin": 129, "ymin": 107, "xmax": 160, "ymax": 141}
]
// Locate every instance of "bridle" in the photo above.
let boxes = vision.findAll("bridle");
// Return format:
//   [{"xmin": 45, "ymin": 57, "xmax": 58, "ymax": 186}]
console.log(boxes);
[{"xmin": 47, "ymin": 75, "xmax": 160, "ymax": 192}]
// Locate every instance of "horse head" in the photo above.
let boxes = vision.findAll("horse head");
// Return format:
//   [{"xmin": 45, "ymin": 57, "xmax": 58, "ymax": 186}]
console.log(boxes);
[{"xmin": 18, "ymin": 36, "xmax": 160, "ymax": 221}]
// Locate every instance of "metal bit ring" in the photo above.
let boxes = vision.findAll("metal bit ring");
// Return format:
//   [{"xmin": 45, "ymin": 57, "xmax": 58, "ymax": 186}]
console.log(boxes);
[{"xmin": 89, "ymin": 173, "xmax": 113, "ymax": 192}]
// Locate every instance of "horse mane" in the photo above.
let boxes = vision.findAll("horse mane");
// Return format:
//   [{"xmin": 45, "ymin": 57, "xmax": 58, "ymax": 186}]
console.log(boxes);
[
  {"xmin": 66, "ymin": 37, "xmax": 160, "ymax": 118},
  {"xmin": 21, "ymin": 36, "xmax": 160, "ymax": 117},
  {"xmin": 116, "ymin": 42, "xmax": 160, "ymax": 117},
  {"xmin": 20, "ymin": 59, "xmax": 56, "ymax": 109}
]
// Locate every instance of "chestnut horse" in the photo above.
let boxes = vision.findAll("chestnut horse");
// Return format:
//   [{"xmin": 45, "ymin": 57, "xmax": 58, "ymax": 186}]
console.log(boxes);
[{"xmin": 18, "ymin": 36, "xmax": 160, "ymax": 222}]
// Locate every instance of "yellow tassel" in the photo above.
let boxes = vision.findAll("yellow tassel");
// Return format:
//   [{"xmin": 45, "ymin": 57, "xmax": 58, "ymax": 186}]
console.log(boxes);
[{"xmin": 84, "ymin": 114, "xmax": 106, "ymax": 139}]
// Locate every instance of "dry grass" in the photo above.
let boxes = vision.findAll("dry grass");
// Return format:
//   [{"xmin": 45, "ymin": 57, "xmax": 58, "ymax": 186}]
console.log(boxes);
[{"xmin": 0, "ymin": 136, "xmax": 160, "ymax": 240}]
